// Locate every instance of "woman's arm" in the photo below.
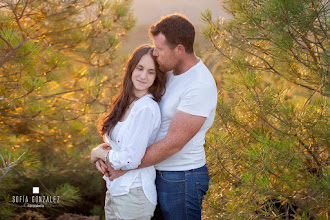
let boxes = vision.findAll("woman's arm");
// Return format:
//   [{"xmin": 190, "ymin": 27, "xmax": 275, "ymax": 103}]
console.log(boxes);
[
  {"xmin": 108, "ymin": 106, "xmax": 159, "ymax": 170},
  {"xmin": 90, "ymin": 143, "xmax": 110, "ymax": 164}
]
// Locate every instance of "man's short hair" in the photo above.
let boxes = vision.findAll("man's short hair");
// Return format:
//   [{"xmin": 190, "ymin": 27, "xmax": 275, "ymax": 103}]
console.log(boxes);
[{"xmin": 149, "ymin": 13, "xmax": 195, "ymax": 54}]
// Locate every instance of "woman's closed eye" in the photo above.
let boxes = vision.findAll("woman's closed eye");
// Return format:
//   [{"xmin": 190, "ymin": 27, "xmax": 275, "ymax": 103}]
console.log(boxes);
[{"xmin": 136, "ymin": 66, "xmax": 143, "ymax": 71}]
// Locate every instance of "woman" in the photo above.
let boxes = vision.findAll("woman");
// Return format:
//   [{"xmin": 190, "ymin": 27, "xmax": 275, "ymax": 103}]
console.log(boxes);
[{"xmin": 90, "ymin": 45, "xmax": 166, "ymax": 220}]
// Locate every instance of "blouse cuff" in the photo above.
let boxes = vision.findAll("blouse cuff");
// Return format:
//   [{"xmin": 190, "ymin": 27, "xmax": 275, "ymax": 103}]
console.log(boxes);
[{"xmin": 109, "ymin": 149, "xmax": 131, "ymax": 170}]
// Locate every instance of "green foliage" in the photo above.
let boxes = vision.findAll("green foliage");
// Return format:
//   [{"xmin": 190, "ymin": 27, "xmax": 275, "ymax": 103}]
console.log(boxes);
[
  {"xmin": 0, "ymin": 0, "xmax": 135, "ymax": 218},
  {"xmin": 90, "ymin": 205, "xmax": 105, "ymax": 218},
  {"xmin": 202, "ymin": 0, "xmax": 329, "ymax": 219},
  {"xmin": 46, "ymin": 184, "xmax": 81, "ymax": 208}
]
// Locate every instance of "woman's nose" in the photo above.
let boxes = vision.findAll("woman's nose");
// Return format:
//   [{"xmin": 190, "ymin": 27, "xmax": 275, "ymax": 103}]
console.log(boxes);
[{"xmin": 140, "ymin": 70, "xmax": 147, "ymax": 79}]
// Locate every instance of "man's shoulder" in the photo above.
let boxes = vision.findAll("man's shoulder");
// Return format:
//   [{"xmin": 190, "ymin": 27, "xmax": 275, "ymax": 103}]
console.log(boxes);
[
  {"xmin": 189, "ymin": 71, "xmax": 216, "ymax": 89},
  {"xmin": 190, "ymin": 61, "xmax": 215, "ymax": 82}
]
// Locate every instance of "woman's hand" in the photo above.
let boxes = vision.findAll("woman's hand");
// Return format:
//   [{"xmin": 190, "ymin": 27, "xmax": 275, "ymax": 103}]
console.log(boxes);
[
  {"xmin": 90, "ymin": 143, "xmax": 111, "ymax": 164},
  {"xmin": 95, "ymin": 159, "xmax": 110, "ymax": 176},
  {"xmin": 91, "ymin": 142, "xmax": 127, "ymax": 180}
]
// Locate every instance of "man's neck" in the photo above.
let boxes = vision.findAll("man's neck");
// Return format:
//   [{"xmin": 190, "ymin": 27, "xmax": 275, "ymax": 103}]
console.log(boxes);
[{"xmin": 173, "ymin": 54, "xmax": 199, "ymax": 76}]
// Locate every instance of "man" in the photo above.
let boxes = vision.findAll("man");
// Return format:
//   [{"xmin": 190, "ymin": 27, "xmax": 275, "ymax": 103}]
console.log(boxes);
[{"xmin": 91, "ymin": 14, "xmax": 218, "ymax": 219}]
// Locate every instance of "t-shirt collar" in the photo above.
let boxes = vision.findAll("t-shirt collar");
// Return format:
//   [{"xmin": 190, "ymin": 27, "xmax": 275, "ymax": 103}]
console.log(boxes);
[{"xmin": 171, "ymin": 57, "xmax": 202, "ymax": 78}]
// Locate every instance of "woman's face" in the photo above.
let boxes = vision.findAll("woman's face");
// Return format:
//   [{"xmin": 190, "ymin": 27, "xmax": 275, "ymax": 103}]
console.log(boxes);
[{"xmin": 131, "ymin": 54, "xmax": 157, "ymax": 97}]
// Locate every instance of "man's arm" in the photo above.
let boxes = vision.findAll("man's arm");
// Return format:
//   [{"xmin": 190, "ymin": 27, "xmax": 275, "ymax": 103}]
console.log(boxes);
[
  {"xmin": 105, "ymin": 110, "xmax": 206, "ymax": 180},
  {"xmin": 139, "ymin": 110, "xmax": 206, "ymax": 168}
]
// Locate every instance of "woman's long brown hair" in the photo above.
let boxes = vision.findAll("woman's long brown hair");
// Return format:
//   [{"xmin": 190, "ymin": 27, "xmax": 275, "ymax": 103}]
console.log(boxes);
[{"xmin": 100, "ymin": 45, "xmax": 167, "ymax": 137}]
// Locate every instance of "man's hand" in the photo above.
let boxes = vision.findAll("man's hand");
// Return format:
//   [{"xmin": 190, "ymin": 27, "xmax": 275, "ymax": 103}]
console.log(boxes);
[
  {"xmin": 94, "ymin": 159, "xmax": 127, "ymax": 180},
  {"xmin": 106, "ymin": 163, "xmax": 128, "ymax": 181},
  {"xmin": 90, "ymin": 143, "xmax": 111, "ymax": 164}
]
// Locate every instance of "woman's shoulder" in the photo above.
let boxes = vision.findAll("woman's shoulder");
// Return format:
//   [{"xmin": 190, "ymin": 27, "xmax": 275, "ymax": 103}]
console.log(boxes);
[
  {"xmin": 131, "ymin": 95, "xmax": 159, "ymax": 116},
  {"xmin": 127, "ymin": 95, "xmax": 161, "ymax": 126},
  {"xmin": 129, "ymin": 95, "xmax": 159, "ymax": 122},
  {"xmin": 136, "ymin": 94, "xmax": 159, "ymax": 109}
]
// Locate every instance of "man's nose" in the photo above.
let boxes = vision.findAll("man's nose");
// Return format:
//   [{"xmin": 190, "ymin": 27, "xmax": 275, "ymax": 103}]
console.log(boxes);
[{"xmin": 153, "ymin": 49, "xmax": 158, "ymax": 56}]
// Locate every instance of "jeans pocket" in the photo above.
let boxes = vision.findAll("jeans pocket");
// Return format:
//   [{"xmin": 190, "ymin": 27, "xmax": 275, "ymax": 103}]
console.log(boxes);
[
  {"xmin": 196, "ymin": 181, "xmax": 209, "ymax": 209},
  {"xmin": 159, "ymin": 171, "xmax": 185, "ymax": 183}
]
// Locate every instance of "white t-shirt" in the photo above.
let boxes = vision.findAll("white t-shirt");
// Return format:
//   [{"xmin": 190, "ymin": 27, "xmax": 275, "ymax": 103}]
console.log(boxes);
[{"xmin": 155, "ymin": 59, "xmax": 217, "ymax": 171}]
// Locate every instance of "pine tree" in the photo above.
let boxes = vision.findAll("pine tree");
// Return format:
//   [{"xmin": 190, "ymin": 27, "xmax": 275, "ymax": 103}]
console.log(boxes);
[
  {"xmin": 202, "ymin": 0, "xmax": 329, "ymax": 219},
  {"xmin": 0, "ymin": 0, "xmax": 135, "ymax": 218}
]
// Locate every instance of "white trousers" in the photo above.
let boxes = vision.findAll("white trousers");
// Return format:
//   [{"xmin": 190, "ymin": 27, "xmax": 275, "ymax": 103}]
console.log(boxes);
[{"xmin": 105, "ymin": 187, "xmax": 156, "ymax": 220}]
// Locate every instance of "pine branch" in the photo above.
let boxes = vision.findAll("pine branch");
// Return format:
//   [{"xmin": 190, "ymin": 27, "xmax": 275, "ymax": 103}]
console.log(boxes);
[
  {"xmin": 0, "ymin": 152, "xmax": 26, "ymax": 181},
  {"xmin": 0, "ymin": 37, "xmax": 30, "ymax": 68},
  {"xmin": 9, "ymin": 0, "xmax": 27, "ymax": 41},
  {"xmin": 0, "ymin": 33, "xmax": 14, "ymax": 50}
]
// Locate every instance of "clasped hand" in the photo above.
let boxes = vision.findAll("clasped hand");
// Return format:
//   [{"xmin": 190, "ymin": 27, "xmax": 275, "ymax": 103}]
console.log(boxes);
[{"xmin": 91, "ymin": 143, "xmax": 126, "ymax": 181}]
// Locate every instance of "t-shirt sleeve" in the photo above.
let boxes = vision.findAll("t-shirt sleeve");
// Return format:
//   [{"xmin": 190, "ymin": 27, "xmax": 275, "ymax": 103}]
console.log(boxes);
[{"xmin": 177, "ymin": 82, "xmax": 217, "ymax": 117}]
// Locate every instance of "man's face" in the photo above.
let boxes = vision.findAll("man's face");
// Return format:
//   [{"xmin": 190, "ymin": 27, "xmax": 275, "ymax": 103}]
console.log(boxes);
[{"xmin": 152, "ymin": 33, "xmax": 177, "ymax": 73}]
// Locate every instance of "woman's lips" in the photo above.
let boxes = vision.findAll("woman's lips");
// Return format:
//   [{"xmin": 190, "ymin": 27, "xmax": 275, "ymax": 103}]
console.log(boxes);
[{"xmin": 137, "ymin": 79, "xmax": 146, "ymax": 84}]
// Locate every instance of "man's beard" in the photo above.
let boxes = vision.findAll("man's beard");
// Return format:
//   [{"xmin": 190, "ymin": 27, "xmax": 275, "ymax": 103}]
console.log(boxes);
[
  {"xmin": 158, "ymin": 63, "xmax": 172, "ymax": 73},
  {"xmin": 159, "ymin": 65, "xmax": 168, "ymax": 72}
]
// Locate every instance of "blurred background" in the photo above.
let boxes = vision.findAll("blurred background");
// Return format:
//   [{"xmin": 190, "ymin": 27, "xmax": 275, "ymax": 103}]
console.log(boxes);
[
  {"xmin": 1, "ymin": 0, "xmax": 328, "ymax": 219},
  {"xmin": 120, "ymin": 0, "xmax": 230, "ymax": 54}
]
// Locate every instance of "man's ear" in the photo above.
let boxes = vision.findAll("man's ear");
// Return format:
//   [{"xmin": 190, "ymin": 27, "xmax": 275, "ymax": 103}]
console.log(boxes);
[{"xmin": 176, "ymin": 44, "xmax": 185, "ymax": 55}]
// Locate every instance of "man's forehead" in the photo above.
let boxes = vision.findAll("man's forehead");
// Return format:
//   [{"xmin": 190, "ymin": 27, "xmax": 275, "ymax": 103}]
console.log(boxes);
[{"xmin": 153, "ymin": 33, "xmax": 166, "ymax": 43}]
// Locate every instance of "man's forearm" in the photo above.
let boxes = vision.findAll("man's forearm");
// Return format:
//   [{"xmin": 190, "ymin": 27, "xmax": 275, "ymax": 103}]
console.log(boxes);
[
  {"xmin": 104, "ymin": 111, "xmax": 207, "ymax": 183},
  {"xmin": 138, "ymin": 137, "xmax": 181, "ymax": 169}
]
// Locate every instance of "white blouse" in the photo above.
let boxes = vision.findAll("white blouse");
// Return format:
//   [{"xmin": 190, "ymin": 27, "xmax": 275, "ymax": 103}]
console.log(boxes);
[{"xmin": 102, "ymin": 94, "xmax": 161, "ymax": 205}]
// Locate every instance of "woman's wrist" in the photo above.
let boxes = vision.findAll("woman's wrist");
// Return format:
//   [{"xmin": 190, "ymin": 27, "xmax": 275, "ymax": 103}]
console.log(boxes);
[
  {"xmin": 105, "ymin": 150, "xmax": 110, "ymax": 164},
  {"xmin": 91, "ymin": 146, "xmax": 108, "ymax": 163},
  {"xmin": 97, "ymin": 149, "xmax": 108, "ymax": 161}
]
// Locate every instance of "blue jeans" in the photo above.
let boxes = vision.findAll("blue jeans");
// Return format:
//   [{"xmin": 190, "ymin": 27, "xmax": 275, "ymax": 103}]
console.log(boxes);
[{"xmin": 152, "ymin": 165, "xmax": 210, "ymax": 220}]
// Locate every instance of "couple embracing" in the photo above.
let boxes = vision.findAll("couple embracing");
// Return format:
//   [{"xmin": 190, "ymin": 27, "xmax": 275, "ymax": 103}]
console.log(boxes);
[{"xmin": 90, "ymin": 13, "xmax": 217, "ymax": 220}]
